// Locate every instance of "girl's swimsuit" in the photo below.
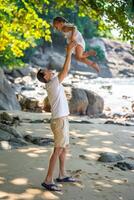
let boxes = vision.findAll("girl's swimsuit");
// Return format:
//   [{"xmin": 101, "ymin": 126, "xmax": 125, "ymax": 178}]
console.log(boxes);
[{"xmin": 63, "ymin": 28, "xmax": 85, "ymax": 54}]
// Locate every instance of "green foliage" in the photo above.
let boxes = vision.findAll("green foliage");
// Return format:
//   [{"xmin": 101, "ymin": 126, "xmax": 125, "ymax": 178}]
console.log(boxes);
[
  {"xmin": 0, "ymin": 0, "xmax": 51, "ymax": 67},
  {"xmin": 0, "ymin": 0, "xmax": 133, "ymax": 68},
  {"xmin": 86, "ymin": 45, "xmax": 105, "ymax": 62},
  {"xmin": 55, "ymin": 0, "xmax": 134, "ymax": 41}
]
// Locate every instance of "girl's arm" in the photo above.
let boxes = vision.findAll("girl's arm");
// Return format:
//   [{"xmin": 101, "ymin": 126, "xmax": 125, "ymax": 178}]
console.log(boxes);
[{"xmin": 62, "ymin": 25, "xmax": 77, "ymax": 41}]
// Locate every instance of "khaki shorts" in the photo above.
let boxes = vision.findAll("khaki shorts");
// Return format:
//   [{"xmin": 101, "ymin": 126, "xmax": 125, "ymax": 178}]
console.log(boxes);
[{"xmin": 51, "ymin": 116, "xmax": 69, "ymax": 148}]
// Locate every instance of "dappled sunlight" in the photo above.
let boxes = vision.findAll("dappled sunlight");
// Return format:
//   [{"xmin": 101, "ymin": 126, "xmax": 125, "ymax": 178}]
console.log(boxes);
[
  {"xmin": 0, "ymin": 177, "xmax": 5, "ymax": 184},
  {"xmin": 73, "ymin": 181, "xmax": 84, "ymax": 188},
  {"xmin": 95, "ymin": 181, "xmax": 112, "ymax": 188},
  {"xmin": 10, "ymin": 178, "xmax": 28, "ymax": 185},
  {"xmin": 86, "ymin": 147, "xmax": 118, "ymax": 153},
  {"xmin": 36, "ymin": 167, "xmax": 45, "ymax": 171},
  {"xmin": 102, "ymin": 141, "xmax": 113, "ymax": 144},
  {"xmin": 120, "ymin": 146, "xmax": 134, "ymax": 152},
  {"xmin": 26, "ymin": 130, "xmax": 33, "ymax": 134},
  {"xmin": 18, "ymin": 147, "xmax": 48, "ymax": 153},
  {"xmin": 76, "ymin": 140, "xmax": 88, "ymax": 146},
  {"xmin": 33, "ymin": 149, "xmax": 48, "ymax": 154},
  {"xmin": 27, "ymin": 153, "xmax": 39, "ymax": 157},
  {"xmin": 0, "ymin": 111, "xmax": 134, "ymax": 199},
  {"xmin": 42, "ymin": 191, "xmax": 61, "ymax": 199},
  {"xmin": 84, "ymin": 153, "xmax": 99, "ymax": 160},
  {"xmin": 90, "ymin": 129, "xmax": 112, "ymax": 136},
  {"xmin": 0, "ymin": 141, "xmax": 11, "ymax": 150},
  {"xmin": 0, "ymin": 163, "xmax": 7, "ymax": 167},
  {"xmin": 126, "ymin": 148, "xmax": 134, "ymax": 152},
  {"xmin": 0, "ymin": 191, "xmax": 34, "ymax": 200},
  {"xmin": 122, "ymin": 129, "xmax": 134, "ymax": 134},
  {"xmin": 0, "ymin": 191, "xmax": 9, "ymax": 199},
  {"xmin": 112, "ymin": 179, "xmax": 127, "ymax": 184},
  {"xmin": 26, "ymin": 188, "xmax": 42, "ymax": 195},
  {"xmin": 70, "ymin": 130, "xmax": 85, "ymax": 137},
  {"xmin": 17, "ymin": 147, "xmax": 49, "ymax": 158}
]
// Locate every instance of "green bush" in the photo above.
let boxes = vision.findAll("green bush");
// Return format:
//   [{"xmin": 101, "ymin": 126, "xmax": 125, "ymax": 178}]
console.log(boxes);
[{"xmin": 86, "ymin": 45, "xmax": 105, "ymax": 62}]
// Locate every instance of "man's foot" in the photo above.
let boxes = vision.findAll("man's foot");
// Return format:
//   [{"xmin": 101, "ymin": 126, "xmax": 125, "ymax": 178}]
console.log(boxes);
[
  {"xmin": 41, "ymin": 182, "xmax": 61, "ymax": 191},
  {"xmin": 56, "ymin": 176, "xmax": 77, "ymax": 183},
  {"xmin": 83, "ymin": 50, "xmax": 97, "ymax": 57}
]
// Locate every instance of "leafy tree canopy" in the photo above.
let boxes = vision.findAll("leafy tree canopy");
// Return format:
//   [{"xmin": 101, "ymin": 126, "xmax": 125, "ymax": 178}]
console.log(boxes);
[{"xmin": 0, "ymin": 0, "xmax": 133, "ymax": 67}]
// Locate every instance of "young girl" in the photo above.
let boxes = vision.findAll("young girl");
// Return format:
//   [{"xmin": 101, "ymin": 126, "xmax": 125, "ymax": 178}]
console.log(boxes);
[{"xmin": 53, "ymin": 16, "xmax": 100, "ymax": 73}]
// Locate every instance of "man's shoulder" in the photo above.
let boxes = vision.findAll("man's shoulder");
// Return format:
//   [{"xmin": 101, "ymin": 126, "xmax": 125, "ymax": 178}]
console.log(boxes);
[{"xmin": 46, "ymin": 76, "xmax": 60, "ymax": 88}]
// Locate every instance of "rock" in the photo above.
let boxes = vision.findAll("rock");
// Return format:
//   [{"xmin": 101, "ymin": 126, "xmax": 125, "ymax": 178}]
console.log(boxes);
[
  {"xmin": 49, "ymin": 52, "xmax": 68, "ymax": 71},
  {"xmin": 88, "ymin": 37, "xmax": 107, "ymax": 59},
  {"xmin": 0, "ymin": 112, "xmax": 20, "ymax": 126},
  {"xmin": 0, "ymin": 123, "xmax": 22, "ymax": 138},
  {"xmin": 114, "ymin": 162, "xmax": 134, "ymax": 171},
  {"xmin": 0, "ymin": 69, "xmax": 21, "ymax": 110},
  {"xmin": 43, "ymin": 87, "xmax": 104, "ymax": 116},
  {"xmin": 18, "ymin": 95, "xmax": 41, "ymax": 112},
  {"xmin": 31, "ymin": 49, "xmax": 49, "ymax": 67},
  {"xmin": 0, "ymin": 123, "xmax": 27, "ymax": 150},
  {"xmin": 85, "ymin": 90, "xmax": 104, "ymax": 116},
  {"xmin": 103, "ymin": 38, "xmax": 134, "ymax": 77},
  {"xmin": 131, "ymin": 102, "xmax": 134, "ymax": 112},
  {"xmin": 104, "ymin": 120, "xmax": 134, "ymax": 126},
  {"xmin": 24, "ymin": 134, "xmax": 53, "ymax": 146},
  {"xmin": 4, "ymin": 67, "xmax": 30, "ymax": 78},
  {"xmin": 0, "ymin": 141, "xmax": 12, "ymax": 150},
  {"xmin": 0, "ymin": 112, "xmax": 12, "ymax": 122},
  {"xmin": 21, "ymin": 86, "xmax": 35, "ymax": 91},
  {"xmin": 43, "ymin": 96, "xmax": 51, "ymax": 112},
  {"xmin": 98, "ymin": 152, "xmax": 124, "ymax": 162},
  {"xmin": 69, "ymin": 88, "xmax": 89, "ymax": 115}
]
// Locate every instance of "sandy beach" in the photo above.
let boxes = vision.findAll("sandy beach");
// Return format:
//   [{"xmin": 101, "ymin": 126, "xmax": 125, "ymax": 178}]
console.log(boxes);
[{"xmin": 0, "ymin": 111, "xmax": 134, "ymax": 200}]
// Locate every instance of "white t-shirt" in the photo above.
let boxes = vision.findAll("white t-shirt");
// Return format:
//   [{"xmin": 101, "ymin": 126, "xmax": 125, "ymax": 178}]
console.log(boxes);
[{"xmin": 46, "ymin": 76, "xmax": 69, "ymax": 119}]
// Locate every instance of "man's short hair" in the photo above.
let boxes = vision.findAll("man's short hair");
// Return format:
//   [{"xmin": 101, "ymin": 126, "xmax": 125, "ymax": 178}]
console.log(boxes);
[{"xmin": 37, "ymin": 69, "xmax": 47, "ymax": 83}]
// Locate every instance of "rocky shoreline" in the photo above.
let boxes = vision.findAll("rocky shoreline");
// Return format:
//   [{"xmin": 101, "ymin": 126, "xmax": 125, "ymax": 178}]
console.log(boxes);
[{"xmin": 0, "ymin": 38, "xmax": 134, "ymax": 117}]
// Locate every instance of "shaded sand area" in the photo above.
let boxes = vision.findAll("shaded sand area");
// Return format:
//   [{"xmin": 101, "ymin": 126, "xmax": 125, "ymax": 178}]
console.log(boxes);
[{"xmin": 0, "ymin": 111, "xmax": 134, "ymax": 200}]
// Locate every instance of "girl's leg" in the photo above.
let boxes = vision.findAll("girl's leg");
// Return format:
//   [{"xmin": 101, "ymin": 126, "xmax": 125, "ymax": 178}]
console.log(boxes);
[
  {"xmin": 44, "ymin": 147, "xmax": 63, "ymax": 184},
  {"xmin": 80, "ymin": 58, "xmax": 100, "ymax": 72},
  {"xmin": 75, "ymin": 45, "xmax": 100, "ymax": 72},
  {"xmin": 83, "ymin": 49, "xmax": 97, "ymax": 58},
  {"xmin": 75, "ymin": 45, "xmax": 96, "ymax": 59},
  {"xmin": 75, "ymin": 45, "xmax": 99, "ymax": 72}
]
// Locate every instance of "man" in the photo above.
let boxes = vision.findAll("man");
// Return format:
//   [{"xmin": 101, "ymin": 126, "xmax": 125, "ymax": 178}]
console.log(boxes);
[{"xmin": 37, "ymin": 41, "xmax": 77, "ymax": 191}]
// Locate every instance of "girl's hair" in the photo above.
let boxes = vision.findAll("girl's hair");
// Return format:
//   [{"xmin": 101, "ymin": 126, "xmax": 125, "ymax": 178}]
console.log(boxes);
[
  {"xmin": 53, "ymin": 16, "xmax": 75, "ymax": 28},
  {"xmin": 53, "ymin": 16, "xmax": 68, "ymax": 24}
]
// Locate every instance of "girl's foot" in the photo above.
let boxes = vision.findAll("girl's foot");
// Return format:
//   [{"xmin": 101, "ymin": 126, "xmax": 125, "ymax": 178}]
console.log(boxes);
[{"xmin": 90, "ymin": 62, "xmax": 100, "ymax": 73}]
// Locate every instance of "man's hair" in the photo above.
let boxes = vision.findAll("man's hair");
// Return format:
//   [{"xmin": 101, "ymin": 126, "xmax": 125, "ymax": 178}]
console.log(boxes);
[{"xmin": 37, "ymin": 69, "xmax": 47, "ymax": 83}]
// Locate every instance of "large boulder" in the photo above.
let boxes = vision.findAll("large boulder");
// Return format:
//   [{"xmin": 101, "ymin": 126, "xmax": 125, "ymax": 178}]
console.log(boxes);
[
  {"xmin": 0, "ymin": 69, "xmax": 21, "ymax": 110},
  {"xmin": 85, "ymin": 90, "xmax": 104, "ymax": 116},
  {"xmin": 69, "ymin": 88, "xmax": 89, "ymax": 115},
  {"xmin": 43, "ymin": 87, "xmax": 104, "ymax": 116},
  {"xmin": 18, "ymin": 94, "xmax": 42, "ymax": 112}
]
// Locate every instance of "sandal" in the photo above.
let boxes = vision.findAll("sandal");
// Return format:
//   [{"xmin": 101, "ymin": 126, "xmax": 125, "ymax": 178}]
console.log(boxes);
[
  {"xmin": 56, "ymin": 176, "xmax": 77, "ymax": 183},
  {"xmin": 41, "ymin": 182, "xmax": 61, "ymax": 191}
]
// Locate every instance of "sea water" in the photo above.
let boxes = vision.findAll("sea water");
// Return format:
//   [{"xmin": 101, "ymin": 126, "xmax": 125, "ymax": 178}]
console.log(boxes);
[{"xmin": 73, "ymin": 77, "xmax": 134, "ymax": 115}]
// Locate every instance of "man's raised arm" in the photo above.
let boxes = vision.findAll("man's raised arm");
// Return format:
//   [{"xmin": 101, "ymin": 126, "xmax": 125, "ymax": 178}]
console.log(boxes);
[{"xmin": 58, "ymin": 41, "xmax": 76, "ymax": 83}]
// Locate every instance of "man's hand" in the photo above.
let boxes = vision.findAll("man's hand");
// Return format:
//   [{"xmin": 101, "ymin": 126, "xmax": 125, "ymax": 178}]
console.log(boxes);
[
  {"xmin": 66, "ymin": 41, "xmax": 77, "ymax": 54},
  {"xmin": 58, "ymin": 41, "xmax": 76, "ymax": 83}
]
